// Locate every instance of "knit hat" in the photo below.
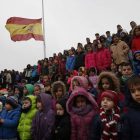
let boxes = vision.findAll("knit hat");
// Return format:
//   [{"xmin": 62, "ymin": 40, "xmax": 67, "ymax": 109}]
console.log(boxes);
[
  {"xmin": 101, "ymin": 90, "xmax": 118, "ymax": 106},
  {"xmin": 121, "ymin": 29, "xmax": 128, "ymax": 35},
  {"xmin": 5, "ymin": 94, "xmax": 19, "ymax": 109}
]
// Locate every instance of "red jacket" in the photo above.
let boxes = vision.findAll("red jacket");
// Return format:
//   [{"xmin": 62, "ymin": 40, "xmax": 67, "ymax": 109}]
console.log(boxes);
[
  {"xmin": 58, "ymin": 62, "xmax": 66, "ymax": 75},
  {"xmin": 96, "ymin": 48, "xmax": 111, "ymax": 71},
  {"xmin": 36, "ymin": 64, "xmax": 42, "ymax": 74},
  {"xmin": 132, "ymin": 35, "xmax": 140, "ymax": 53}
]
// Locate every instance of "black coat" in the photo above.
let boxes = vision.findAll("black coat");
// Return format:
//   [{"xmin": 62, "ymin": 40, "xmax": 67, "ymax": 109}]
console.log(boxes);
[{"xmin": 42, "ymin": 66, "xmax": 49, "ymax": 76}]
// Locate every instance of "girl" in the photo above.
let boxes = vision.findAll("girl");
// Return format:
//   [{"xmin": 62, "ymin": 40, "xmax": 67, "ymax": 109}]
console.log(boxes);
[
  {"xmin": 85, "ymin": 44, "xmax": 97, "ymax": 70},
  {"xmin": 96, "ymin": 43, "xmax": 111, "ymax": 71},
  {"xmin": 34, "ymin": 85, "xmax": 41, "ymax": 96},
  {"xmin": 51, "ymin": 98, "xmax": 71, "ymax": 140},
  {"xmin": 51, "ymin": 81, "xmax": 66, "ymax": 114},
  {"xmin": 42, "ymin": 75, "xmax": 50, "ymax": 85},
  {"xmin": 36, "ymin": 60, "xmax": 42, "ymax": 74},
  {"xmin": 78, "ymin": 67, "xmax": 88, "ymax": 78},
  {"xmin": 89, "ymin": 67, "xmax": 98, "ymax": 89},
  {"xmin": 66, "ymin": 87, "xmax": 99, "ymax": 140}
]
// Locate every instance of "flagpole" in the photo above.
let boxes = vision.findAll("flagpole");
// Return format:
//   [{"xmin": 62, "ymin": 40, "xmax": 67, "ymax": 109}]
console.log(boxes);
[{"xmin": 42, "ymin": 0, "xmax": 46, "ymax": 58}]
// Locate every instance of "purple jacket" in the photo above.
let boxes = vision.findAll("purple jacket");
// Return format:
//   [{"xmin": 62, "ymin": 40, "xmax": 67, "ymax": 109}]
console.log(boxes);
[{"xmin": 31, "ymin": 93, "xmax": 55, "ymax": 140}]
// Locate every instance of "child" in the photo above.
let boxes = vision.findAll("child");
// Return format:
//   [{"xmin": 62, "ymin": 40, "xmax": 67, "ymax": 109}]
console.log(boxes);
[
  {"xmin": 42, "ymin": 75, "xmax": 50, "ymax": 85},
  {"xmin": 51, "ymin": 98, "xmax": 71, "ymax": 140},
  {"xmin": 31, "ymin": 94, "xmax": 55, "ymax": 140},
  {"xmin": 36, "ymin": 60, "xmax": 42, "ymax": 75},
  {"xmin": 48, "ymin": 60, "xmax": 53, "ymax": 78},
  {"xmin": 122, "ymin": 76, "xmax": 140, "ymax": 139},
  {"xmin": 116, "ymin": 63, "xmax": 123, "ymax": 80},
  {"xmin": 96, "ymin": 43, "xmax": 111, "ymax": 71},
  {"xmin": 78, "ymin": 67, "xmax": 88, "ymax": 78},
  {"xmin": 106, "ymin": 31, "xmax": 112, "ymax": 42},
  {"xmin": 44, "ymin": 82, "xmax": 52, "ymax": 95},
  {"xmin": 66, "ymin": 49, "xmax": 76, "ymax": 71},
  {"xmin": 63, "ymin": 50, "xmax": 69, "ymax": 59},
  {"xmin": 51, "ymin": 81, "xmax": 66, "ymax": 114},
  {"xmin": 52, "ymin": 59, "xmax": 59, "ymax": 82},
  {"xmin": 89, "ymin": 67, "xmax": 98, "ymax": 89},
  {"xmin": 18, "ymin": 95, "xmax": 37, "ymax": 140},
  {"xmin": 99, "ymin": 35, "xmax": 111, "ymax": 50},
  {"xmin": 85, "ymin": 44, "xmax": 97, "ymax": 70},
  {"xmin": 31, "ymin": 65, "xmax": 38, "ymax": 82},
  {"xmin": 133, "ymin": 50, "xmax": 140, "ymax": 75},
  {"xmin": 55, "ymin": 73, "xmax": 63, "ymax": 81},
  {"xmin": 58, "ymin": 56, "xmax": 66, "ymax": 77},
  {"xmin": 89, "ymin": 90, "xmax": 121, "ymax": 140},
  {"xmin": 42, "ymin": 61, "xmax": 49, "ymax": 76},
  {"xmin": 66, "ymin": 87, "xmax": 99, "ymax": 140},
  {"xmin": 0, "ymin": 94, "xmax": 21, "ymax": 139},
  {"xmin": 37, "ymin": 75, "xmax": 43, "ymax": 84},
  {"xmin": 21, "ymin": 79, "xmax": 27, "ymax": 86},
  {"xmin": 34, "ymin": 85, "xmax": 41, "ymax": 96},
  {"xmin": 111, "ymin": 62, "xmax": 117, "ymax": 73},
  {"xmin": 64, "ymin": 72, "xmax": 70, "ymax": 93}
]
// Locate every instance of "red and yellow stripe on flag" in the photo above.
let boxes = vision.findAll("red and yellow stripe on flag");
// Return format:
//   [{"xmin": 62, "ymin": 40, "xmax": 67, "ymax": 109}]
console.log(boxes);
[{"xmin": 5, "ymin": 17, "xmax": 44, "ymax": 42}]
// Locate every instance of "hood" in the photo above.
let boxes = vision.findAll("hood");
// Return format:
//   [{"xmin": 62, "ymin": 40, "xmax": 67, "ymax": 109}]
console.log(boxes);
[
  {"xmin": 99, "ymin": 35, "xmax": 107, "ymax": 42},
  {"xmin": 79, "ymin": 67, "xmax": 87, "ymax": 76},
  {"xmin": 71, "ymin": 76, "xmax": 88, "ymax": 91},
  {"xmin": 33, "ymin": 65, "xmax": 37, "ymax": 70},
  {"xmin": 132, "ymin": 25, "xmax": 140, "ymax": 37},
  {"xmin": 121, "ymin": 29, "xmax": 128, "ymax": 35},
  {"xmin": 51, "ymin": 81, "xmax": 66, "ymax": 99},
  {"xmin": 25, "ymin": 84, "xmax": 34, "ymax": 95},
  {"xmin": 133, "ymin": 50, "xmax": 140, "ymax": 63},
  {"xmin": 97, "ymin": 72, "xmax": 120, "ymax": 93},
  {"xmin": 26, "ymin": 95, "xmax": 37, "ymax": 110},
  {"xmin": 89, "ymin": 67, "xmax": 97, "ymax": 76},
  {"xmin": 55, "ymin": 73, "xmax": 63, "ymax": 81},
  {"xmin": 72, "ymin": 70, "xmax": 78, "ymax": 76},
  {"xmin": 14, "ymin": 85, "xmax": 24, "ymax": 99},
  {"xmin": 40, "ymin": 93, "xmax": 52, "ymax": 113},
  {"xmin": 66, "ymin": 87, "xmax": 99, "ymax": 115}
]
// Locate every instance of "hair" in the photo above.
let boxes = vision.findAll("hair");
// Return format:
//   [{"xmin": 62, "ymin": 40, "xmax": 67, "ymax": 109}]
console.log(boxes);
[
  {"xmin": 7, "ymin": 92, "xmax": 15, "ymax": 97},
  {"xmin": 97, "ymin": 43, "xmax": 105, "ymax": 51},
  {"xmin": 127, "ymin": 77, "xmax": 140, "ymax": 90},
  {"xmin": 39, "ymin": 75, "xmax": 43, "ymax": 80},
  {"xmin": 72, "ymin": 79, "xmax": 80, "ymax": 87},
  {"xmin": 61, "ymin": 56, "xmax": 66, "ymax": 61},
  {"xmin": 86, "ymin": 38, "xmax": 90, "ymax": 40},
  {"xmin": 95, "ymin": 33, "xmax": 99, "ymax": 35},
  {"xmin": 89, "ymin": 67, "xmax": 96, "ymax": 73},
  {"xmin": 53, "ymin": 83, "xmax": 63, "ymax": 94},
  {"xmin": 54, "ymin": 58, "xmax": 58, "ymax": 62},
  {"xmin": 44, "ymin": 82, "xmax": 51, "ymax": 87},
  {"xmin": 21, "ymin": 79, "xmax": 27, "ymax": 84},
  {"xmin": 130, "ymin": 21, "xmax": 135, "ymax": 25},
  {"xmin": 106, "ymin": 31, "xmax": 110, "ymax": 34},
  {"xmin": 38, "ymin": 60, "xmax": 42, "ymax": 65},
  {"xmin": 34, "ymin": 85, "xmax": 41, "ymax": 91},
  {"xmin": 36, "ymin": 95, "xmax": 42, "ymax": 103},
  {"xmin": 112, "ymin": 34, "xmax": 119, "ymax": 41},
  {"xmin": 117, "ymin": 24, "xmax": 121, "ymax": 28},
  {"xmin": 86, "ymin": 44, "xmax": 93, "ymax": 53},
  {"xmin": 23, "ymin": 97, "xmax": 32, "ymax": 103},
  {"xmin": 70, "ymin": 70, "xmax": 75, "ymax": 75},
  {"xmin": 77, "ymin": 43, "xmax": 84, "ymax": 50},
  {"xmin": 111, "ymin": 62, "xmax": 117, "ymax": 66},
  {"xmin": 122, "ymin": 62, "xmax": 133, "ymax": 70}
]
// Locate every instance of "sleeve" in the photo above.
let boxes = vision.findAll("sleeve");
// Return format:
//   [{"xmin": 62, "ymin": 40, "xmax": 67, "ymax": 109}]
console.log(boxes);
[
  {"xmin": 70, "ymin": 56, "xmax": 76, "ymax": 70},
  {"xmin": 132, "ymin": 40, "xmax": 136, "ymax": 53},
  {"xmin": 106, "ymin": 49, "xmax": 112, "ymax": 64},
  {"xmin": 123, "ymin": 42, "xmax": 130, "ymax": 55},
  {"xmin": 133, "ymin": 65, "xmax": 138, "ymax": 75},
  {"xmin": 85, "ymin": 54, "xmax": 88, "ymax": 69},
  {"xmin": 66, "ymin": 58, "xmax": 69, "ymax": 70},
  {"xmin": 70, "ymin": 117, "xmax": 77, "ymax": 140},
  {"xmin": 94, "ymin": 53, "xmax": 97, "ymax": 68},
  {"xmin": 30, "ymin": 114, "xmax": 37, "ymax": 138}
]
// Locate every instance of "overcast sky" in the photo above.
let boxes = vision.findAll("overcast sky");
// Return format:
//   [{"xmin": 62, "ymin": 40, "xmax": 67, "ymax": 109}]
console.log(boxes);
[{"xmin": 0, "ymin": 0, "xmax": 140, "ymax": 72}]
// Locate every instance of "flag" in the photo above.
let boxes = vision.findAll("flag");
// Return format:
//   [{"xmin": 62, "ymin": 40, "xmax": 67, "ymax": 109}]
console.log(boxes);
[{"xmin": 5, "ymin": 17, "xmax": 44, "ymax": 42}]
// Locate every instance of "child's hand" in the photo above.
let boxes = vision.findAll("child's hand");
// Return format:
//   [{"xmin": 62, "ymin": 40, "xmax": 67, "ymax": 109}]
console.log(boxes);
[{"xmin": 0, "ymin": 119, "xmax": 4, "ymax": 123}]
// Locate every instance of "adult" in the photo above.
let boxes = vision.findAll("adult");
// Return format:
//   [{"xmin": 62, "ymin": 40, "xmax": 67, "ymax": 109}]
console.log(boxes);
[
  {"xmin": 129, "ymin": 21, "xmax": 137, "ymax": 39},
  {"xmin": 99, "ymin": 35, "xmax": 111, "ymax": 50}
]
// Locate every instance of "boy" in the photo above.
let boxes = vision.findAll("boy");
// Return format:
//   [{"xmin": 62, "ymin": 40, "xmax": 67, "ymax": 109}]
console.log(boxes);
[
  {"xmin": 21, "ymin": 79, "xmax": 27, "ymax": 86},
  {"xmin": 52, "ymin": 59, "xmax": 59, "ymax": 82},
  {"xmin": 133, "ymin": 51, "xmax": 140, "ymax": 75},
  {"xmin": 122, "ymin": 76, "xmax": 140, "ymax": 139},
  {"xmin": 111, "ymin": 62, "xmax": 117, "ymax": 73},
  {"xmin": 106, "ymin": 31, "xmax": 112, "ymax": 42},
  {"xmin": 18, "ymin": 95, "xmax": 37, "ymax": 140},
  {"xmin": 66, "ymin": 49, "xmax": 76, "ymax": 71},
  {"xmin": 0, "ymin": 94, "xmax": 21, "ymax": 139},
  {"xmin": 42, "ymin": 61, "xmax": 49, "ymax": 76},
  {"xmin": 44, "ymin": 82, "xmax": 52, "ymax": 95},
  {"xmin": 120, "ymin": 62, "xmax": 134, "ymax": 94},
  {"xmin": 58, "ymin": 56, "xmax": 66, "ymax": 77}
]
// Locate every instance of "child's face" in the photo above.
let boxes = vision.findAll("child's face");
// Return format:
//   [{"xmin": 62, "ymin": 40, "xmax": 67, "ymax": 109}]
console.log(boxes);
[
  {"xmin": 79, "ymin": 71, "xmax": 82, "ymax": 76},
  {"xmin": 5, "ymin": 103, "xmax": 13, "ymax": 111},
  {"xmin": 111, "ymin": 63, "xmax": 117, "ymax": 70},
  {"xmin": 34, "ymin": 87, "xmax": 41, "ymax": 96},
  {"xmin": 37, "ymin": 101, "xmax": 43, "ymax": 111},
  {"xmin": 122, "ymin": 66, "xmax": 133, "ymax": 77},
  {"xmin": 61, "ymin": 58, "xmax": 65, "ymax": 62},
  {"xmin": 135, "ymin": 29, "xmax": 140, "ymax": 36},
  {"xmin": 77, "ymin": 47, "xmax": 82, "ymax": 53},
  {"xmin": 69, "ymin": 50, "xmax": 73, "ymax": 56},
  {"xmin": 118, "ymin": 65, "xmax": 122, "ymax": 73},
  {"xmin": 102, "ymin": 78, "xmax": 110, "ymax": 91},
  {"xmin": 58, "ymin": 76, "xmax": 61, "ymax": 81},
  {"xmin": 100, "ymin": 37, "xmax": 104, "ymax": 42},
  {"xmin": 106, "ymin": 33, "xmax": 110, "ymax": 37},
  {"xmin": 22, "ymin": 100, "xmax": 31, "ymax": 108},
  {"xmin": 56, "ymin": 87, "xmax": 63, "ymax": 99},
  {"xmin": 54, "ymin": 59, "xmax": 58, "ymax": 64},
  {"xmin": 101, "ymin": 97, "xmax": 114, "ymax": 111},
  {"xmin": 135, "ymin": 53, "xmax": 140, "ymax": 61},
  {"xmin": 43, "ymin": 76, "xmax": 48, "ymax": 82},
  {"xmin": 100, "ymin": 69, "xmax": 106, "ymax": 73},
  {"xmin": 44, "ymin": 62, "xmax": 47, "ymax": 66},
  {"xmin": 76, "ymin": 96, "xmax": 86, "ymax": 108},
  {"xmin": 98, "ymin": 44, "xmax": 102, "ymax": 49},
  {"xmin": 130, "ymin": 84, "xmax": 140, "ymax": 103},
  {"xmin": 121, "ymin": 33, "xmax": 125, "ymax": 38},
  {"xmin": 44, "ymin": 85, "xmax": 51, "ymax": 92},
  {"xmin": 49, "ymin": 61, "xmax": 52, "ymax": 65},
  {"xmin": 90, "ymin": 71, "xmax": 95, "ymax": 76},
  {"xmin": 15, "ymin": 88, "xmax": 20, "ymax": 94},
  {"xmin": 73, "ymin": 81, "xmax": 80, "ymax": 90},
  {"xmin": 87, "ymin": 47, "xmax": 92, "ymax": 53},
  {"xmin": 23, "ymin": 87, "xmax": 28, "ymax": 95},
  {"xmin": 56, "ymin": 103, "xmax": 64, "ymax": 115}
]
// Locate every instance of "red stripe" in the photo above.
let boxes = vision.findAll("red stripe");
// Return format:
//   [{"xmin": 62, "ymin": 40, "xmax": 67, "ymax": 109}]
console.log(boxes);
[
  {"xmin": 6, "ymin": 17, "xmax": 42, "ymax": 25},
  {"xmin": 11, "ymin": 33, "xmax": 44, "ymax": 42}
]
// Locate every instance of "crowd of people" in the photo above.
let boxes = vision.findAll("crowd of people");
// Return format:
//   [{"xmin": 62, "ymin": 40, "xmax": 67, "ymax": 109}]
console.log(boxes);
[{"xmin": 0, "ymin": 21, "xmax": 140, "ymax": 140}]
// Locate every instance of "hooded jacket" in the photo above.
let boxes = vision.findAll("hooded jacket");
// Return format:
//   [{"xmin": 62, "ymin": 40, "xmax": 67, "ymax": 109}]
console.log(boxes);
[
  {"xmin": 133, "ymin": 51, "xmax": 140, "ymax": 75},
  {"xmin": 96, "ymin": 47, "xmax": 111, "ymax": 71},
  {"xmin": 66, "ymin": 55, "xmax": 76, "ymax": 70},
  {"xmin": 99, "ymin": 35, "xmax": 111, "ymax": 50},
  {"xmin": 31, "ymin": 94, "xmax": 55, "ymax": 140},
  {"xmin": 66, "ymin": 87, "xmax": 99, "ymax": 140},
  {"xmin": 0, "ymin": 105, "xmax": 21, "ymax": 139},
  {"xmin": 18, "ymin": 95, "xmax": 37, "ymax": 140},
  {"xmin": 31, "ymin": 65, "xmax": 38, "ymax": 77}
]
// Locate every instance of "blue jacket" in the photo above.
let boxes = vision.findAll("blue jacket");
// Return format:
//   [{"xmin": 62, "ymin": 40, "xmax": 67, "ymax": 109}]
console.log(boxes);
[
  {"xmin": 31, "ymin": 65, "xmax": 38, "ymax": 77},
  {"xmin": 88, "ymin": 87, "xmax": 98, "ymax": 101},
  {"xmin": 66, "ymin": 55, "xmax": 76, "ymax": 70},
  {"xmin": 0, "ymin": 105, "xmax": 21, "ymax": 139},
  {"xmin": 133, "ymin": 51, "xmax": 140, "ymax": 75}
]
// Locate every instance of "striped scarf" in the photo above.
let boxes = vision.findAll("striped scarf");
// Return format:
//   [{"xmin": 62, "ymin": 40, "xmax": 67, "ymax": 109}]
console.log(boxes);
[{"xmin": 100, "ymin": 106, "xmax": 120, "ymax": 140}]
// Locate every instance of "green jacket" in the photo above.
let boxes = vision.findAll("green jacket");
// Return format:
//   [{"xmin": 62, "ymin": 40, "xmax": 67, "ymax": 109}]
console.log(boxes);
[{"xmin": 18, "ymin": 95, "xmax": 37, "ymax": 140}]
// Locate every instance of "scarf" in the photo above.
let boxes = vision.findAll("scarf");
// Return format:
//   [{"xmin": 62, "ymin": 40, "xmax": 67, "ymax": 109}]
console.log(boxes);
[
  {"xmin": 122, "ymin": 73, "xmax": 134, "ymax": 83},
  {"xmin": 21, "ymin": 105, "xmax": 32, "ymax": 113},
  {"xmin": 100, "ymin": 106, "xmax": 120, "ymax": 140},
  {"xmin": 131, "ymin": 99, "xmax": 140, "ymax": 111},
  {"xmin": 72, "ymin": 104, "xmax": 92, "ymax": 116}
]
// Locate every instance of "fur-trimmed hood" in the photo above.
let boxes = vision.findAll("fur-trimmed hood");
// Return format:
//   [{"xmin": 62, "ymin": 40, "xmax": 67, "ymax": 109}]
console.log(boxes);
[
  {"xmin": 66, "ymin": 87, "xmax": 99, "ymax": 115},
  {"xmin": 71, "ymin": 76, "xmax": 88, "ymax": 91},
  {"xmin": 51, "ymin": 81, "xmax": 66, "ymax": 99},
  {"xmin": 99, "ymin": 35, "xmax": 107, "ymax": 42},
  {"xmin": 97, "ymin": 72, "xmax": 120, "ymax": 93},
  {"xmin": 132, "ymin": 24, "xmax": 140, "ymax": 36}
]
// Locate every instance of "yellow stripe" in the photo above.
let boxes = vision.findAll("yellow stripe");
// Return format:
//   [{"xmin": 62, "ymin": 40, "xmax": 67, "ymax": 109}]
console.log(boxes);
[{"xmin": 5, "ymin": 23, "xmax": 43, "ymax": 37}]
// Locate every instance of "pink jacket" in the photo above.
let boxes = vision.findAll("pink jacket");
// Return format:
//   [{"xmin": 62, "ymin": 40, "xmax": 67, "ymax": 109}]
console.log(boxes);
[
  {"xmin": 37, "ymin": 64, "xmax": 42, "ymax": 74},
  {"xmin": 96, "ymin": 47, "xmax": 111, "ymax": 71},
  {"xmin": 66, "ymin": 87, "xmax": 99, "ymax": 140},
  {"xmin": 85, "ymin": 52, "xmax": 97, "ymax": 70}
]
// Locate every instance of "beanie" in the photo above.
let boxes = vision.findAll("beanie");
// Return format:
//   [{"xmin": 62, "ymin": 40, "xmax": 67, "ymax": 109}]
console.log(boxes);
[
  {"xmin": 5, "ymin": 94, "xmax": 19, "ymax": 109},
  {"xmin": 101, "ymin": 90, "xmax": 118, "ymax": 106}
]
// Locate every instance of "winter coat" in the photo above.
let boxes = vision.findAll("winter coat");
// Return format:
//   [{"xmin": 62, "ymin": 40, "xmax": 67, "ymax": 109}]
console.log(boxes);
[
  {"xmin": 85, "ymin": 52, "xmax": 97, "ymax": 70},
  {"xmin": 75, "ymin": 52, "xmax": 85, "ymax": 71},
  {"xmin": 18, "ymin": 95, "xmax": 37, "ymax": 140},
  {"xmin": 110, "ymin": 40, "xmax": 130, "ymax": 64},
  {"xmin": 58, "ymin": 62, "xmax": 66, "ymax": 76},
  {"xmin": 133, "ymin": 51, "xmax": 140, "ymax": 75},
  {"xmin": 53, "ymin": 64, "xmax": 59, "ymax": 74},
  {"xmin": 48, "ymin": 65, "xmax": 53, "ymax": 76},
  {"xmin": 66, "ymin": 87, "xmax": 99, "ymax": 140},
  {"xmin": 117, "ymin": 30, "xmax": 123, "ymax": 38},
  {"xmin": 37, "ymin": 64, "xmax": 42, "ymax": 74},
  {"xmin": 25, "ymin": 69, "xmax": 32, "ymax": 78},
  {"xmin": 107, "ymin": 36, "xmax": 112, "ymax": 42},
  {"xmin": 88, "ymin": 87, "xmax": 98, "ymax": 101},
  {"xmin": 31, "ymin": 65, "xmax": 38, "ymax": 78},
  {"xmin": 66, "ymin": 56, "xmax": 76, "ymax": 70},
  {"xmin": 42, "ymin": 65, "xmax": 49, "ymax": 76},
  {"xmin": 0, "ymin": 105, "xmax": 21, "ymax": 139},
  {"xmin": 31, "ymin": 94, "xmax": 55, "ymax": 140},
  {"xmin": 96, "ymin": 47, "xmax": 111, "ymax": 71},
  {"xmin": 89, "ymin": 67, "xmax": 98, "ymax": 89}
]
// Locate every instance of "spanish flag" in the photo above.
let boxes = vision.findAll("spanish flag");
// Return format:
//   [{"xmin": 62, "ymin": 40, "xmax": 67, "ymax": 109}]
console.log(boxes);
[{"xmin": 5, "ymin": 17, "xmax": 44, "ymax": 42}]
